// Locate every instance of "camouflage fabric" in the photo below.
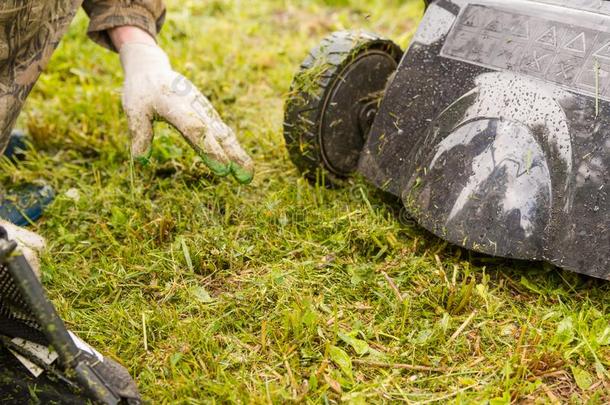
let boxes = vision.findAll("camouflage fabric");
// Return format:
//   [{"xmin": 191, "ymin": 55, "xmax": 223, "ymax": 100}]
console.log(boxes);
[{"xmin": 0, "ymin": 0, "xmax": 166, "ymax": 152}]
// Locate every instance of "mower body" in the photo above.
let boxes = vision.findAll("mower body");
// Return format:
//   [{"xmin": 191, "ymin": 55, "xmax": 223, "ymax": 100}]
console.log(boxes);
[{"xmin": 358, "ymin": 0, "xmax": 609, "ymax": 277}]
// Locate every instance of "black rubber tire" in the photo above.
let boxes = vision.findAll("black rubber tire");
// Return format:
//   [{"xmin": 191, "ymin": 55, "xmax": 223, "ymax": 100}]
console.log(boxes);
[{"xmin": 283, "ymin": 31, "xmax": 403, "ymax": 186}]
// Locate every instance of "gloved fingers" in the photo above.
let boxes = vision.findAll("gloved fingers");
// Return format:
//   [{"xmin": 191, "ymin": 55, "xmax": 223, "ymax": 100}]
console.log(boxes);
[
  {"xmin": 123, "ymin": 103, "xmax": 154, "ymax": 164},
  {"xmin": 158, "ymin": 77, "xmax": 254, "ymax": 182},
  {"xmin": 119, "ymin": 44, "xmax": 255, "ymax": 181},
  {"xmin": 218, "ymin": 128, "xmax": 255, "ymax": 184},
  {"xmin": 156, "ymin": 89, "xmax": 232, "ymax": 176},
  {"xmin": 185, "ymin": 91, "xmax": 255, "ymax": 182}
]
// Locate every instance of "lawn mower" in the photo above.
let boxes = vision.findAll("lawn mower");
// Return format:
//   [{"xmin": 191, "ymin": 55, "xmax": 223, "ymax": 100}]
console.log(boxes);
[
  {"xmin": 284, "ymin": 0, "xmax": 609, "ymax": 278},
  {"xmin": 0, "ymin": 228, "xmax": 141, "ymax": 404}
]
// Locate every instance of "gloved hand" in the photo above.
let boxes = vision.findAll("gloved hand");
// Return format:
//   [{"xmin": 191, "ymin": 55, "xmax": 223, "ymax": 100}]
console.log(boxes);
[
  {"xmin": 119, "ymin": 43, "xmax": 254, "ymax": 184},
  {"xmin": 0, "ymin": 219, "xmax": 45, "ymax": 278}
]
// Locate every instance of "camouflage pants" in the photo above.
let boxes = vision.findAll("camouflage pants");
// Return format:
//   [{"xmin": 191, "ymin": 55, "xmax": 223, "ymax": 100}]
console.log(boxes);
[{"xmin": 0, "ymin": 0, "xmax": 165, "ymax": 152}]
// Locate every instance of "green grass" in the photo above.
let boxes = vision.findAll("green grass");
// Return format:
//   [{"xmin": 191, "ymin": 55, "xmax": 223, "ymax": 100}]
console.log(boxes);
[{"xmin": 8, "ymin": 0, "xmax": 610, "ymax": 402}]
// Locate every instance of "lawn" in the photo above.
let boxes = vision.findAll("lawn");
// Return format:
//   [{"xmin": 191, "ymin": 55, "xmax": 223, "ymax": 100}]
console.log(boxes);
[{"xmin": 9, "ymin": 0, "xmax": 610, "ymax": 402}]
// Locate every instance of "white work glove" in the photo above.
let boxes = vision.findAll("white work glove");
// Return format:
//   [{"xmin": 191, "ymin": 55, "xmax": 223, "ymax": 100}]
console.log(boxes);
[
  {"xmin": 0, "ymin": 220, "xmax": 46, "ymax": 278},
  {"xmin": 119, "ymin": 43, "xmax": 254, "ymax": 184}
]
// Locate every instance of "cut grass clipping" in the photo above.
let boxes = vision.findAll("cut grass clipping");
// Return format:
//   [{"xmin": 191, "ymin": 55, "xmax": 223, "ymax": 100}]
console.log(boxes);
[{"xmin": 9, "ymin": 0, "xmax": 610, "ymax": 402}]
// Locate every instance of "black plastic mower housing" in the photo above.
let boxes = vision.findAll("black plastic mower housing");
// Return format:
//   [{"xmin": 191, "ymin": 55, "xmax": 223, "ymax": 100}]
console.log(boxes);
[
  {"xmin": 0, "ymin": 231, "xmax": 141, "ymax": 404},
  {"xmin": 358, "ymin": 0, "xmax": 609, "ymax": 277}
]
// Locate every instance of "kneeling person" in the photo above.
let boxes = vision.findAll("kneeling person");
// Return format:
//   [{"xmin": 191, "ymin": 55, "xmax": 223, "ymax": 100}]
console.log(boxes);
[{"xmin": 0, "ymin": 1, "xmax": 255, "ymax": 402}]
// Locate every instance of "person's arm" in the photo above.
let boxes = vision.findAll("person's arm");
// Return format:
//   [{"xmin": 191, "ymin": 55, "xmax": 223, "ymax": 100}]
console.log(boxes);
[
  {"xmin": 83, "ymin": 3, "xmax": 254, "ymax": 183},
  {"xmin": 82, "ymin": 0, "xmax": 165, "ymax": 51},
  {"xmin": 108, "ymin": 25, "xmax": 156, "ymax": 50},
  {"xmin": 108, "ymin": 25, "xmax": 254, "ymax": 183}
]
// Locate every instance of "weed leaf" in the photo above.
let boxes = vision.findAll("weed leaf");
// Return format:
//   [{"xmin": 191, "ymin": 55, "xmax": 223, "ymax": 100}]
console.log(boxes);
[
  {"xmin": 520, "ymin": 276, "xmax": 543, "ymax": 295},
  {"xmin": 338, "ymin": 332, "xmax": 369, "ymax": 355},
  {"xmin": 489, "ymin": 392, "xmax": 511, "ymax": 405},
  {"xmin": 592, "ymin": 318, "xmax": 610, "ymax": 346},
  {"xmin": 571, "ymin": 366, "xmax": 593, "ymax": 390},
  {"xmin": 330, "ymin": 346, "xmax": 353, "ymax": 379},
  {"xmin": 554, "ymin": 317, "xmax": 575, "ymax": 344},
  {"xmin": 191, "ymin": 286, "xmax": 214, "ymax": 303}
]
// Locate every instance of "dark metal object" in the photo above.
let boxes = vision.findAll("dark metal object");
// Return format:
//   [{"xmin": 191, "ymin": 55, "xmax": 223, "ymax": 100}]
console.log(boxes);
[
  {"xmin": 285, "ymin": 0, "xmax": 610, "ymax": 278},
  {"xmin": 0, "ymin": 229, "xmax": 141, "ymax": 404}
]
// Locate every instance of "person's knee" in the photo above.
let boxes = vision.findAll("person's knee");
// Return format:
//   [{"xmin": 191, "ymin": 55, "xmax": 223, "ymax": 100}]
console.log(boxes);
[{"xmin": 0, "ymin": 219, "xmax": 45, "ymax": 278}]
